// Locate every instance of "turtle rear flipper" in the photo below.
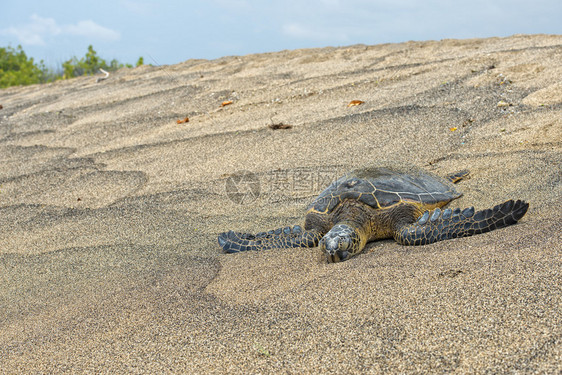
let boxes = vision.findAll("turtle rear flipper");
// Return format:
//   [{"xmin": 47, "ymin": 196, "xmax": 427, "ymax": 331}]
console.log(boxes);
[
  {"xmin": 446, "ymin": 169, "xmax": 469, "ymax": 183},
  {"xmin": 218, "ymin": 225, "xmax": 322, "ymax": 253},
  {"xmin": 395, "ymin": 199, "xmax": 529, "ymax": 246}
]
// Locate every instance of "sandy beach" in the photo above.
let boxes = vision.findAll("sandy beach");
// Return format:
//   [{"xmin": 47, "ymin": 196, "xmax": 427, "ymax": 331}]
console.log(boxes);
[{"xmin": 0, "ymin": 34, "xmax": 561, "ymax": 373}]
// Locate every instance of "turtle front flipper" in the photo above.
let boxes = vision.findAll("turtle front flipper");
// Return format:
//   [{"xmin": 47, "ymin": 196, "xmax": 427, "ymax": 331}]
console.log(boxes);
[
  {"xmin": 395, "ymin": 199, "xmax": 529, "ymax": 246},
  {"xmin": 218, "ymin": 225, "xmax": 323, "ymax": 253}
]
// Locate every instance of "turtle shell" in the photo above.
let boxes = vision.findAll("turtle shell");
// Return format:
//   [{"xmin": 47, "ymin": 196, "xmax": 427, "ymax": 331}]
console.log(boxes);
[{"xmin": 308, "ymin": 166, "xmax": 461, "ymax": 214}]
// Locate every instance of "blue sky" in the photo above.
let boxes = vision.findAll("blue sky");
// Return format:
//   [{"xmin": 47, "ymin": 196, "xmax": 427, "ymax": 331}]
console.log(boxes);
[{"xmin": 1, "ymin": 0, "xmax": 561, "ymax": 68}]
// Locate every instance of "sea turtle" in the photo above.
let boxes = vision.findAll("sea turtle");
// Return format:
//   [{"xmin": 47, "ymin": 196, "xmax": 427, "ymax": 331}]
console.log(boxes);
[{"xmin": 218, "ymin": 166, "xmax": 529, "ymax": 263}]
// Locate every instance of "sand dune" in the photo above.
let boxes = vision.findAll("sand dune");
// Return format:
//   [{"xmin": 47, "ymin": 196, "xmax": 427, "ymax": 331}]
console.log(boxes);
[{"xmin": 0, "ymin": 34, "xmax": 560, "ymax": 373}]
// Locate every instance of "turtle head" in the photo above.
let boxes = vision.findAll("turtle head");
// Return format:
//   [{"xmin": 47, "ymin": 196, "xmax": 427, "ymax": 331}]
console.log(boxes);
[{"xmin": 319, "ymin": 223, "xmax": 362, "ymax": 263}]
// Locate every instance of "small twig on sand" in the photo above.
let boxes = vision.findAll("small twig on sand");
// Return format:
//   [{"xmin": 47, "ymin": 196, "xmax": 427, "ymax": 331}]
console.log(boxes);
[{"xmin": 96, "ymin": 68, "xmax": 110, "ymax": 83}]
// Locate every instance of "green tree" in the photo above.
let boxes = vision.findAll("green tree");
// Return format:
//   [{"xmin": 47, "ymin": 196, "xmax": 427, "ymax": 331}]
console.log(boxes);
[
  {"xmin": 83, "ymin": 44, "xmax": 102, "ymax": 74},
  {"xmin": 0, "ymin": 45, "xmax": 44, "ymax": 88},
  {"xmin": 62, "ymin": 45, "xmax": 133, "ymax": 78},
  {"xmin": 63, "ymin": 45, "xmax": 109, "ymax": 78},
  {"xmin": 1, "ymin": 44, "xmax": 142, "ymax": 87}
]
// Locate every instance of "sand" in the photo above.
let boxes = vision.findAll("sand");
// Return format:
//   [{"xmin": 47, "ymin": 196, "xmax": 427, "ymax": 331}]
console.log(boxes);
[{"xmin": 0, "ymin": 34, "xmax": 561, "ymax": 373}]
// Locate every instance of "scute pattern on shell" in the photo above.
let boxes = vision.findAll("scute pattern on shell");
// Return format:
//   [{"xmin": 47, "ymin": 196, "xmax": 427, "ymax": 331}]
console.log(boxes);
[{"xmin": 308, "ymin": 167, "xmax": 461, "ymax": 214}]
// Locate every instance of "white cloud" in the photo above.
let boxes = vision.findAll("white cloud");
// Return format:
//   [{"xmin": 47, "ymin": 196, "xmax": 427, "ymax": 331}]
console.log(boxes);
[
  {"xmin": 1, "ymin": 15, "xmax": 61, "ymax": 46},
  {"xmin": 63, "ymin": 20, "xmax": 120, "ymax": 41},
  {"xmin": 0, "ymin": 14, "xmax": 120, "ymax": 46},
  {"xmin": 30, "ymin": 14, "xmax": 62, "ymax": 35}
]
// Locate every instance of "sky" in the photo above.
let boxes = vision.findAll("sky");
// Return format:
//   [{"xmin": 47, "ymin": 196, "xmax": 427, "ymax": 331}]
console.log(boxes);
[{"xmin": 1, "ymin": 0, "xmax": 561, "ymax": 68}]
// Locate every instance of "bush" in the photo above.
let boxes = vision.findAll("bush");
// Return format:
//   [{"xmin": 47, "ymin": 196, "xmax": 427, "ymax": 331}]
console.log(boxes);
[
  {"xmin": 0, "ymin": 44, "xmax": 144, "ymax": 87},
  {"xmin": 63, "ymin": 45, "xmax": 111, "ymax": 78},
  {"xmin": 0, "ymin": 45, "xmax": 44, "ymax": 88}
]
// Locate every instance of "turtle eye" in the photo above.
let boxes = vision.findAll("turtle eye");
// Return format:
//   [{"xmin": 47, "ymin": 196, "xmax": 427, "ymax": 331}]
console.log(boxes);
[{"xmin": 338, "ymin": 236, "xmax": 351, "ymax": 251}]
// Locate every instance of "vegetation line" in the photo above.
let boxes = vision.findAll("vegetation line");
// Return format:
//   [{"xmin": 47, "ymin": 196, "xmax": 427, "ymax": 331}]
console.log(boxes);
[{"xmin": 0, "ymin": 45, "xmax": 144, "ymax": 88}]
